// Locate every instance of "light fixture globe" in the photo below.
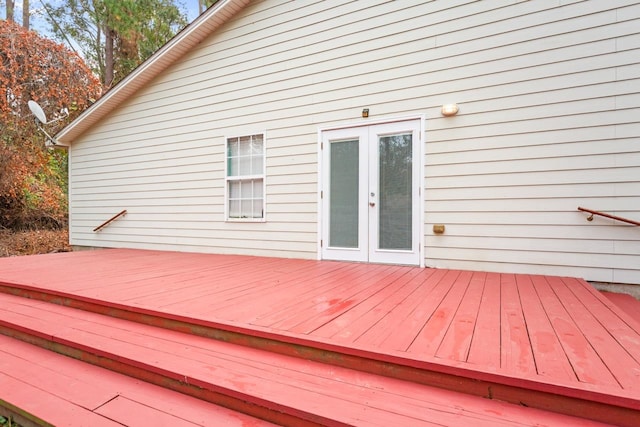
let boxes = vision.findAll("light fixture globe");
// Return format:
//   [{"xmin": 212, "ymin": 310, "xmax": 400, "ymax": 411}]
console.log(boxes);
[{"xmin": 441, "ymin": 103, "xmax": 459, "ymax": 117}]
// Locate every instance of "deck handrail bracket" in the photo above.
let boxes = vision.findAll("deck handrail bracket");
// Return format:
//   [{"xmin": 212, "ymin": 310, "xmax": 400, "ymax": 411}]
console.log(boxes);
[{"xmin": 93, "ymin": 209, "xmax": 127, "ymax": 232}]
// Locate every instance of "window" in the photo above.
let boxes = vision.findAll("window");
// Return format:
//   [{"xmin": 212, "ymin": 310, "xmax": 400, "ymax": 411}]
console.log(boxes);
[{"xmin": 226, "ymin": 133, "xmax": 265, "ymax": 220}]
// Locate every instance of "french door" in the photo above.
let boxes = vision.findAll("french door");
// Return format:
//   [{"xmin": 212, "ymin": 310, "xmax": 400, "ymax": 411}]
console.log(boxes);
[{"xmin": 321, "ymin": 120, "xmax": 421, "ymax": 265}]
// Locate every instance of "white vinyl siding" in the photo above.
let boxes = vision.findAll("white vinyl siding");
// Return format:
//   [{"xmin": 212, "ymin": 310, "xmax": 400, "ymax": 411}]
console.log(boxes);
[{"xmin": 69, "ymin": 0, "xmax": 640, "ymax": 284}]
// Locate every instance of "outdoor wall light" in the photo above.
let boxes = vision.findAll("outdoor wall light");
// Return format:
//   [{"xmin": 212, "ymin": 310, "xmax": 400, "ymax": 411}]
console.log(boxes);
[
  {"xmin": 362, "ymin": 108, "xmax": 369, "ymax": 118},
  {"xmin": 441, "ymin": 104, "xmax": 459, "ymax": 117}
]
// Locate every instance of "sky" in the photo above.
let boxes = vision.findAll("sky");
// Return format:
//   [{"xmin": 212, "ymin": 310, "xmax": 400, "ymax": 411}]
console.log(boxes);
[{"xmin": 1, "ymin": 1, "xmax": 202, "ymax": 39}]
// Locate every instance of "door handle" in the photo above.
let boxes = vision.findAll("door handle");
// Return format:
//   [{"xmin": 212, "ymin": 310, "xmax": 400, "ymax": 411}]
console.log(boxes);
[{"xmin": 369, "ymin": 202, "xmax": 375, "ymax": 207}]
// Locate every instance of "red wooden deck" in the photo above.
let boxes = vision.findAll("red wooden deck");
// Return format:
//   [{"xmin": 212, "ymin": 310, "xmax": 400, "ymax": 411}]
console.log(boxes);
[{"xmin": 0, "ymin": 249, "xmax": 639, "ymax": 426}]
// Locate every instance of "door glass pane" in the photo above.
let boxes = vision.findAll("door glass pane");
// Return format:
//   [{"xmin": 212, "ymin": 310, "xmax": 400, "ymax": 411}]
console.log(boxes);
[
  {"xmin": 329, "ymin": 139, "xmax": 359, "ymax": 248},
  {"xmin": 378, "ymin": 133, "xmax": 412, "ymax": 250}
]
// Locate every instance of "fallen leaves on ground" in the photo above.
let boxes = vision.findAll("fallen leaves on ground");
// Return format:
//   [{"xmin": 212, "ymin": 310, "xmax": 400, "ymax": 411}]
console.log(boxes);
[{"xmin": 0, "ymin": 229, "xmax": 71, "ymax": 257}]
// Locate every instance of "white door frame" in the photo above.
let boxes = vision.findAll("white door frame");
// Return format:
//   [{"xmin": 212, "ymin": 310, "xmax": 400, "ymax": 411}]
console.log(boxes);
[{"xmin": 317, "ymin": 115, "xmax": 425, "ymax": 267}]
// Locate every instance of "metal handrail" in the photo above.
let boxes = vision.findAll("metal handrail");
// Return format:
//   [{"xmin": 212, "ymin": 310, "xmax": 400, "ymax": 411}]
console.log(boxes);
[
  {"xmin": 93, "ymin": 209, "xmax": 127, "ymax": 232},
  {"xmin": 577, "ymin": 207, "xmax": 640, "ymax": 226}
]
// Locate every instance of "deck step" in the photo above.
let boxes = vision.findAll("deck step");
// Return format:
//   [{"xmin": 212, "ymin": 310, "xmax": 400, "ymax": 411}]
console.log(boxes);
[
  {"xmin": 0, "ymin": 334, "xmax": 275, "ymax": 427},
  {"xmin": 0, "ymin": 292, "xmax": 614, "ymax": 427},
  {"xmin": 601, "ymin": 291, "xmax": 640, "ymax": 324}
]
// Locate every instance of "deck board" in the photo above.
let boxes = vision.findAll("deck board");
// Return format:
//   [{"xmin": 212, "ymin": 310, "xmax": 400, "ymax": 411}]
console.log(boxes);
[
  {"xmin": 550, "ymin": 277, "xmax": 640, "ymax": 390},
  {"xmin": 500, "ymin": 274, "xmax": 537, "ymax": 377},
  {"xmin": 602, "ymin": 291, "xmax": 640, "ymax": 325},
  {"xmin": 435, "ymin": 271, "xmax": 485, "ymax": 362},
  {"xmin": 311, "ymin": 267, "xmax": 427, "ymax": 341},
  {"xmin": 408, "ymin": 270, "xmax": 473, "ymax": 356},
  {"xmin": 352, "ymin": 268, "xmax": 450, "ymax": 348},
  {"xmin": 287, "ymin": 266, "xmax": 410, "ymax": 334},
  {"xmin": 0, "ymin": 333, "xmax": 276, "ymax": 427},
  {"xmin": 193, "ymin": 261, "xmax": 361, "ymax": 321},
  {"xmin": 0, "ymin": 372, "xmax": 121, "ymax": 427},
  {"xmin": 516, "ymin": 274, "xmax": 576, "ymax": 381},
  {"xmin": 375, "ymin": 269, "xmax": 461, "ymax": 351},
  {"xmin": 252, "ymin": 264, "xmax": 395, "ymax": 328},
  {"xmin": 531, "ymin": 275, "xmax": 619, "ymax": 387},
  {"xmin": 467, "ymin": 272, "xmax": 502, "ymax": 369},
  {"xmin": 0, "ymin": 249, "xmax": 639, "ymax": 425}
]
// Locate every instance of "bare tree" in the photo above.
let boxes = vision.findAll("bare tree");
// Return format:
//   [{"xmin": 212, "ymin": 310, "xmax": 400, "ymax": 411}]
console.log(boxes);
[
  {"xmin": 6, "ymin": 0, "xmax": 14, "ymax": 21},
  {"xmin": 22, "ymin": 0, "xmax": 29, "ymax": 30}
]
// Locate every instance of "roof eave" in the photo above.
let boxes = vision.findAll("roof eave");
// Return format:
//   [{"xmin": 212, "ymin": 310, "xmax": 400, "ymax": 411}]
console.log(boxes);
[{"xmin": 57, "ymin": 0, "xmax": 250, "ymax": 145}]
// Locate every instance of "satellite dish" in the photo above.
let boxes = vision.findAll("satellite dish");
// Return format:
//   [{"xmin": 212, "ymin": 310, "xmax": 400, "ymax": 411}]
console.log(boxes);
[
  {"xmin": 27, "ymin": 100, "xmax": 69, "ymax": 148},
  {"xmin": 28, "ymin": 100, "xmax": 48, "ymax": 124}
]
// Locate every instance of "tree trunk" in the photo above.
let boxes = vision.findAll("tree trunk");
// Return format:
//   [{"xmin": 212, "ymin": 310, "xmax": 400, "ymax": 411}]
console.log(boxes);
[
  {"xmin": 6, "ymin": 0, "xmax": 14, "ymax": 21},
  {"xmin": 22, "ymin": 0, "xmax": 29, "ymax": 30},
  {"xmin": 104, "ymin": 26, "xmax": 114, "ymax": 88}
]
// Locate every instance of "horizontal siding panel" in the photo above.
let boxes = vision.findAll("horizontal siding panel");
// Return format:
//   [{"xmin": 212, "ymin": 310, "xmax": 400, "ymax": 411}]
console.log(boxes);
[
  {"xmin": 69, "ymin": 238, "xmax": 318, "ymax": 259},
  {"xmin": 425, "ymin": 197, "xmax": 640, "ymax": 212},
  {"xmin": 427, "ymin": 95, "xmax": 635, "ymax": 134},
  {"xmin": 425, "ymin": 182, "xmax": 639, "ymax": 200},
  {"xmin": 69, "ymin": 135, "xmax": 215, "ymax": 156},
  {"xmin": 428, "ymin": 153, "xmax": 640, "ymax": 178},
  {"xmin": 425, "ymin": 126, "xmax": 618, "ymax": 155},
  {"xmin": 426, "ymin": 167, "xmax": 640, "ymax": 189},
  {"xmin": 423, "ymin": 246, "xmax": 636, "ymax": 270},
  {"xmin": 71, "ymin": 155, "xmax": 223, "ymax": 175},
  {"xmin": 72, "ymin": 181, "xmax": 222, "ymax": 196},
  {"xmin": 74, "ymin": 212, "xmax": 316, "ymax": 227},
  {"xmin": 615, "ymin": 241, "xmax": 640, "ymax": 256},
  {"xmin": 72, "ymin": 205, "xmax": 220, "ymax": 215},
  {"xmin": 71, "ymin": 172, "xmax": 219, "ymax": 189},
  {"xmin": 423, "ymin": 258, "xmax": 614, "ymax": 283},
  {"xmin": 425, "ymin": 224, "xmax": 639, "ymax": 242},
  {"xmin": 70, "ymin": 177, "xmax": 224, "ymax": 195},
  {"xmin": 427, "ymin": 138, "xmax": 640, "ymax": 165},
  {"xmin": 70, "ymin": 232, "xmax": 316, "ymax": 252},
  {"xmin": 72, "ymin": 145, "xmax": 223, "ymax": 170},
  {"xmin": 437, "ymin": 2, "xmax": 620, "ymax": 48},
  {"xmin": 72, "ymin": 198, "xmax": 220, "ymax": 208},
  {"xmin": 426, "ymin": 235, "xmax": 616, "ymax": 256},
  {"xmin": 613, "ymin": 269, "xmax": 640, "ymax": 284},
  {"xmin": 425, "ymin": 211, "xmax": 596, "ymax": 226},
  {"xmin": 268, "ymin": 182, "xmax": 317, "ymax": 195},
  {"xmin": 73, "ymin": 219, "xmax": 314, "ymax": 233},
  {"xmin": 86, "ymin": 227, "xmax": 317, "ymax": 243},
  {"xmin": 427, "ymin": 107, "xmax": 640, "ymax": 143}
]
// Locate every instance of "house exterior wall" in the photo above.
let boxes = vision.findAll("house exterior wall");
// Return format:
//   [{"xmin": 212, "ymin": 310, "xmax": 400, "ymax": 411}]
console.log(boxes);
[{"xmin": 69, "ymin": 0, "xmax": 640, "ymax": 284}]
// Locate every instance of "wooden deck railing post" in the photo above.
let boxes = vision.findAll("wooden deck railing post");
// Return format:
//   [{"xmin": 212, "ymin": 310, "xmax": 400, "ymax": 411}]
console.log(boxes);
[{"xmin": 93, "ymin": 209, "xmax": 127, "ymax": 232}]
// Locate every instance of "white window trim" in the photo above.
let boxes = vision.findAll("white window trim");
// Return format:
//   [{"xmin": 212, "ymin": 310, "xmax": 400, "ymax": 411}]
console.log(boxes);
[{"xmin": 224, "ymin": 131, "xmax": 267, "ymax": 222}]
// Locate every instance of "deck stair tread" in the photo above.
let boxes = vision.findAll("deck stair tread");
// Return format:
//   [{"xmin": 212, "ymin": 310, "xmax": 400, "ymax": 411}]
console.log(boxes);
[
  {"xmin": 0, "ymin": 334, "xmax": 275, "ymax": 427},
  {"xmin": 602, "ymin": 291, "xmax": 640, "ymax": 325},
  {"xmin": 0, "ymin": 292, "xmax": 614, "ymax": 427}
]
